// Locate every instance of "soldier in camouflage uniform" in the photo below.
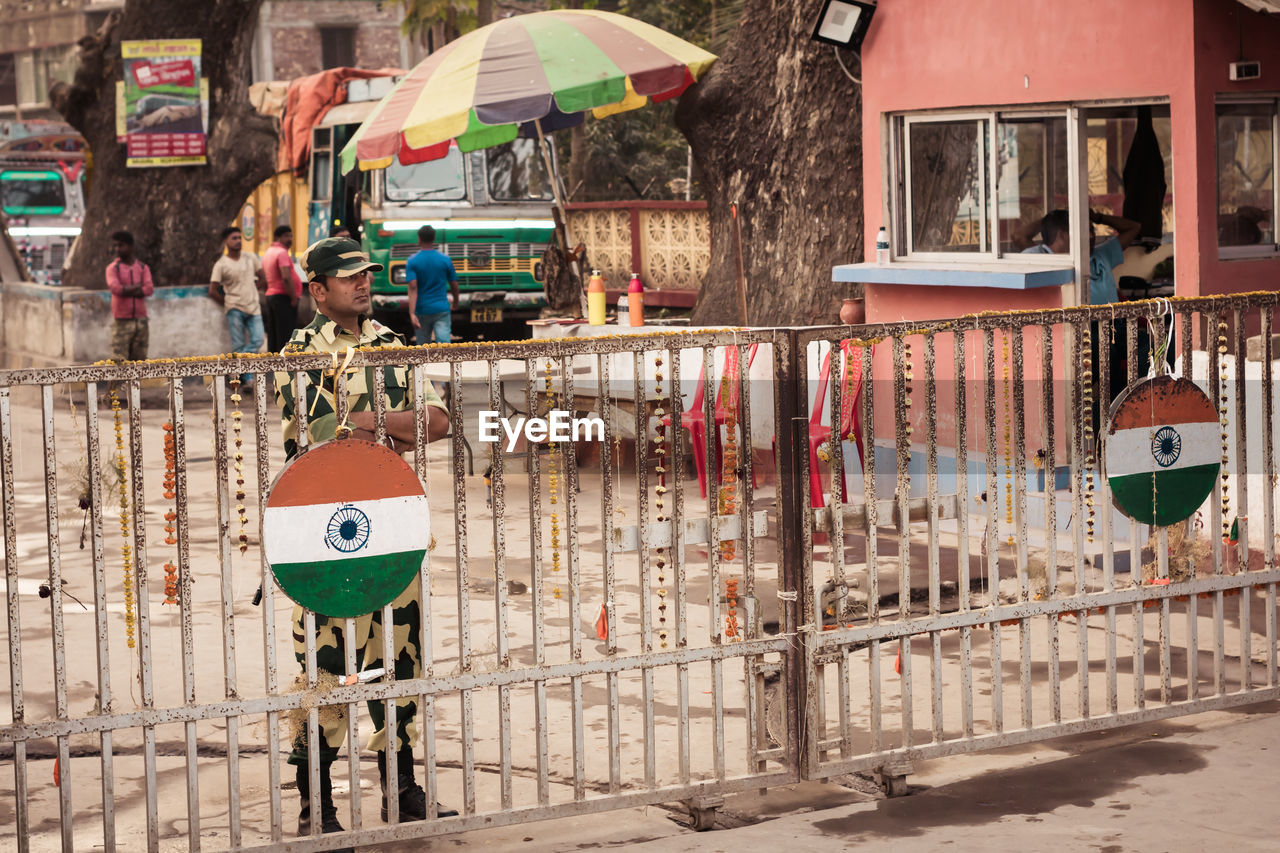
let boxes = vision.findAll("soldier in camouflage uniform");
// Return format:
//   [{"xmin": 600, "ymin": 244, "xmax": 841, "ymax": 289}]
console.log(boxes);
[{"xmin": 274, "ymin": 237, "xmax": 453, "ymax": 839}]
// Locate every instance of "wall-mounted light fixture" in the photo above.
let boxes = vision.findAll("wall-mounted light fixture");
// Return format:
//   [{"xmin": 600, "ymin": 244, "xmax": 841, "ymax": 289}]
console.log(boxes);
[{"xmin": 810, "ymin": 0, "xmax": 877, "ymax": 51}]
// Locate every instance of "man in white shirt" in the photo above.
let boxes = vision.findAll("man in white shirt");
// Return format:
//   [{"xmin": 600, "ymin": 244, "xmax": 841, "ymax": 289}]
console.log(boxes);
[{"xmin": 209, "ymin": 226, "xmax": 267, "ymax": 388}]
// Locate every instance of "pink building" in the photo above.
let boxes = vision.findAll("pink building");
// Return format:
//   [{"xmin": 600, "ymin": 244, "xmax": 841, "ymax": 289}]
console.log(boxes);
[{"xmin": 837, "ymin": 0, "xmax": 1280, "ymax": 326}]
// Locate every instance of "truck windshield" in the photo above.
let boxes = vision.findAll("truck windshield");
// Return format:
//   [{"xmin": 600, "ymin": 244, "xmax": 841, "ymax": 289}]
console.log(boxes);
[
  {"xmin": 385, "ymin": 147, "xmax": 467, "ymax": 201},
  {"xmin": 486, "ymin": 139, "xmax": 554, "ymax": 201},
  {"xmin": 0, "ymin": 170, "xmax": 66, "ymax": 215}
]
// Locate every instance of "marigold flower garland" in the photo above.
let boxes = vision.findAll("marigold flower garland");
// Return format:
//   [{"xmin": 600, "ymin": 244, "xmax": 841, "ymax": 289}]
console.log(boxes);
[
  {"xmin": 162, "ymin": 421, "xmax": 178, "ymax": 605},
  {"xmin": 1218, "ymin": 321, "xmax": 1231, "ymax": 541},
  {"xmin": 543, "ymin": 361, "xmax": 562, "ymax": 598},
  {"xmin": 111, "ymin": 390, "xmax": 136, "ymax": 647},
  {"xmin": 653, "ymin": 352, "xmax": 669, "ymax": 648},
  {"xmin": 230, "ymin": 379, "xmax": 250, "ymax": 555},
  {"xmin": 1081, "ymin": 325, "xmax": 1096, "ymax": 542}
]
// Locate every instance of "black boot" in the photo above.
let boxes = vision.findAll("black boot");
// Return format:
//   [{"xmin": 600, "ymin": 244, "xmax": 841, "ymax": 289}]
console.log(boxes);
[
  {"xmin": 296, "ymin": 762, "xmax": 350, "ymax": 843},
  {"xmin": 378, "ymin": 749, "xmax": 458, "ymax": 821}
]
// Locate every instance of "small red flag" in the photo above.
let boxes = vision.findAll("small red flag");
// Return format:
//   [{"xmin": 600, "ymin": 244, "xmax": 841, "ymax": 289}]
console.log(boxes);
[
  {"xmin": 894, "ymin": 649, "xmax": 902, "ymax": 675},
  {"xmin": 53, "ymin": 757, "xmax": 60, "ymax": 787},
  {"xmin": 595, "ymin": 604, "xmax": 609, "ymax": 641}
]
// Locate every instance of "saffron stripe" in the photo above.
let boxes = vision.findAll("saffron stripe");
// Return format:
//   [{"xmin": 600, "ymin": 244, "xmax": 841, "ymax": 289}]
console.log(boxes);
[{"xmin": 267, "ymin": 440, "xmax": 425, "ymax": 507}]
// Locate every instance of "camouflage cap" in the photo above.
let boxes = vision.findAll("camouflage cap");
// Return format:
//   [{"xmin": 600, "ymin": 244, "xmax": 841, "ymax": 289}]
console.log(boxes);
[{"xmin": 299, "ymin": 237, "xmax": 383, "ymax": 282}]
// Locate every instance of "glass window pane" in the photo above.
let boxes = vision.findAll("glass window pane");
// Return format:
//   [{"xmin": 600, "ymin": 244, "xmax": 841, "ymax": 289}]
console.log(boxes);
[
  {"xmin": 908, "ymin": 120, "xmax": 987, "ymax": 253},
  {"xmin": 311, "ymin": 151, "xmax": 332, "ymax": 202},
  {"xmin": 486, "ymin": 139, "xmax": 553, "ymax": 201},
  {"xmin": 1086, "ymin": 109, "xmax": 1173, "ymax": 243},
  {"xmin": 1217, "ymin": 103, "xmax": 1275, "ymax": 247},
  {"xmin": 0, "ymin": 170, "xmax": 66, "ymax": 215},
  {"xmin": 385, "ymin": 146, "xmax": 467, "ymax": 202},
  {"xmin": 997, "ymin": 116, "xmax": 1069, "ymax": 253}
]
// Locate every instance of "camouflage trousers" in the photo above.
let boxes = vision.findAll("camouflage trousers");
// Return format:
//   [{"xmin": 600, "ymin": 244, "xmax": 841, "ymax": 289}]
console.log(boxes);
[
  {"xmin": 110, "ymin": 317, "xmax": 149, "ymax": 362},
  {"xmin": 287, "ymin": 582, "xmax": 423, "ymax": 765}
]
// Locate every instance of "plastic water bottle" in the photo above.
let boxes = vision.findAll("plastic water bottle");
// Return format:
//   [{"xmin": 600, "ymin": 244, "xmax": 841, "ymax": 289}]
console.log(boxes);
[{"xmin": 875, "ymin": 226, "xmax": 890, "ymax": 265}]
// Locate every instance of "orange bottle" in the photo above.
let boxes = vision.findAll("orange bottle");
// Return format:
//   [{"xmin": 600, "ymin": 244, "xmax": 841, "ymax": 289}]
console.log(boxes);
[{"xmin": 627, "ymin": 273, "xmax": 644, "ymax": 327}]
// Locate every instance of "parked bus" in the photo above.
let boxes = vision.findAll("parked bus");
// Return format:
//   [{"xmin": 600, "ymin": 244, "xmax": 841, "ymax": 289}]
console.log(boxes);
[
  {"xmin": 245, "ymin": 76, "xmax": 557, "ymax": 335},
  {"xmin": 0, "ymin": 125, "xmax": 87, "ymax": 285}
]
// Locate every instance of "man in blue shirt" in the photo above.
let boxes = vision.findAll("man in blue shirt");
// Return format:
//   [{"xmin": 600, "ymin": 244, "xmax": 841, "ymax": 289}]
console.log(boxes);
[
  {"xmin": 405, "ymin": 225, "xmax": 459, "ymax": 344},
  {"xmin": 1022, "ymin": 208, "xmax": 1140, "ymax": 304}
]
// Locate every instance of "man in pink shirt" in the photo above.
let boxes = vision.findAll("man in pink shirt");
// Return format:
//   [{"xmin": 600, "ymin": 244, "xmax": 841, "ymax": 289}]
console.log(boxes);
[
  {"xmin": 105, "ymin": 230, "xmax": 155, "ymax": 362},
  {"xmin": 263, "ymin": 225, "xmax": 302, "ymax": 353}
]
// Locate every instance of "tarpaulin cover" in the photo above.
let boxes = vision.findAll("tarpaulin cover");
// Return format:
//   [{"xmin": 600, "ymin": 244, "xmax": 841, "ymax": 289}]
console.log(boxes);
[{"xmin": 277, "ymin": 67, "xmax": 403, "ymax": 175}]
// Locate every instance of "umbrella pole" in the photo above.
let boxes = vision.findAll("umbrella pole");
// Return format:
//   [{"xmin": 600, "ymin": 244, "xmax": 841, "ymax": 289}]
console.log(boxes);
[
  {"xmin": 536, "ymin": 118, "xmax": 586, "ymax": 317},
  {"xmin": 535, "ymin": 119, "xmax": 573, "ymax": 249}
]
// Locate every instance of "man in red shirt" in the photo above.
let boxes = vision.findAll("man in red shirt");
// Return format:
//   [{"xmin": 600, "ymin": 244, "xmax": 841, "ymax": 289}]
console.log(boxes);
[
  {"xmin": 105, "ymin": 230, "xmax": 154, "ymax": 362},
  {"xmin": 263, "ymin": 225, "xmax": 302, "ymax": 353}
]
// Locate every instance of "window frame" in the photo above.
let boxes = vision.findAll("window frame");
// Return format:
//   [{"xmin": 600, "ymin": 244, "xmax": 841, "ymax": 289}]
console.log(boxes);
[
  {"xmin": 484, "ymin": 138, "xmax": 555, "ymax": 203},
  {"xmin": 891, "ymin": 107, "xmax": 1079, "ymax": 266},
  {"xmin": 1214, "ymin": 95, "xmax": 1280, "ymax": 260},
  {"xmin": 310, "ymin": 126, "xmax": 333, "ymax": 205}
]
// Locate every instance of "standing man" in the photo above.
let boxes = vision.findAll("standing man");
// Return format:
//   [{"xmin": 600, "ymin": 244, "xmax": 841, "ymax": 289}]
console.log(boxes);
[
  {"xmin": 264, "ymin": 225, "xmax": 302, "ymax": 353},
  {"xmin": 105, "ymin": 230, "xmax": 154, "ymax": 362},
  {"xmin": 273, "ymin": 237, "xmax": 455, "ymax": 839},
  {"xmin": 405, "ymin": 225, "xmax": 458, "ymax": 344},
  {"xmin": 209, "ymin": 226, "xmax": 266, "ymax": 388}
]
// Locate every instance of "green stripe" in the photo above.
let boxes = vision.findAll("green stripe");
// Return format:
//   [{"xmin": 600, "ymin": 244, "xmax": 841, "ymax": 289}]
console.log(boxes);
[
  {"xmin": 271, "ymin": 549, "xmax": 426, "ymax": 618},
  {"xmin": 519, "ymin": 15, "xmax": 626, "ymax": 113},
  {"xmin": 1109, "ymin": 463, "xmax": 1219, "ymax": 527},
  {"xmin": 455, "ymin": 110, "xmax": 519, "ymax": 152}
]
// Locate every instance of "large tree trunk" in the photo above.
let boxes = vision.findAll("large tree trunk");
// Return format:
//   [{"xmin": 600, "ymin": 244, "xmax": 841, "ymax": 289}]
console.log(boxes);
[
  {"xmin": 677, "ymin": 1, "xmax": 863, "ymax": 326},
  {"xmin": 50, "ymin": 1, "xmax": 278, "ymax": 290}
]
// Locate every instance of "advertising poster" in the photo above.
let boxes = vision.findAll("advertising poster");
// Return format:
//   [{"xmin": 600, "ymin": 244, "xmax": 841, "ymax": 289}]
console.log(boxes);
[{"xmin": 121, "ymin": 39, "xmax": 207, "ymax": 167}]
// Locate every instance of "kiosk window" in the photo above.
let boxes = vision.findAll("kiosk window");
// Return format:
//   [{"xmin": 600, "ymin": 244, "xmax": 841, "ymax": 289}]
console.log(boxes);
[
  {"xmin": 895, "ymin": 110, "xmax": 1075, "ymax": 260},
  {"xmin": 1217, "ymin": 101, "xmax": 1277, "ymax": 251}
]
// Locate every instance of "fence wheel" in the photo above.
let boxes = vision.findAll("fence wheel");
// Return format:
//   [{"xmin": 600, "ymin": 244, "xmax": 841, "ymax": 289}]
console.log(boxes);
[
  {"xmin": 877, "ymin": 759, "xmax": 913, "ymax": 798},
  {"xmin": 687, "ymin": 794, "xmax": 724, "ymax": 831}
]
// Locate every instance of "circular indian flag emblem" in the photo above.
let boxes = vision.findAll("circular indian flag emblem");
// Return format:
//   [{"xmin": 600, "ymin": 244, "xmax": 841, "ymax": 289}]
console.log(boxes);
[
  {"xmin": 1104, "ymin": 375, "xmax": 1219, "ymax": 527},
  {"xmin": 263, "ymin": 439, "xmax": 429, "ymax": 617}
]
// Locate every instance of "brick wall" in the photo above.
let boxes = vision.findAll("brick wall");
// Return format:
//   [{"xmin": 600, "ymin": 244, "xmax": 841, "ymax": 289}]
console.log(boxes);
[{"xmin": 264, "ymin": 0, "xmax": 404, "ymax": 80}]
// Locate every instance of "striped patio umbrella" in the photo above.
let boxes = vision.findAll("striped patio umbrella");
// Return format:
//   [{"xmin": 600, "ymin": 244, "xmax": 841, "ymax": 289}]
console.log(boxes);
[{"xmin": 340, "ymin": 9, "xmax": 717, "ymax": 174}]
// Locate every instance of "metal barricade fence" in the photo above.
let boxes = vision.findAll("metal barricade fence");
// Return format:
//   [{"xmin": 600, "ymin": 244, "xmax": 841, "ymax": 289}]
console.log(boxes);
[
  {"xmin": 3, "ymin": 294, "xmax": 1279, "ymax": 851},
  {"xmin": 796, "ymin": 293, "xmax": 1280, "ymax": 787},
  {"xmin": 0, "ymin": 328, "xmax": 796, "ymax": 852}
]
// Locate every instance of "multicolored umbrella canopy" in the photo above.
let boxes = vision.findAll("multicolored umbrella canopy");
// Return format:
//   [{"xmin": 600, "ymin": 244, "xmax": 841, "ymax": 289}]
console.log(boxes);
[{"xmin": 340, "ymin": 9, "xmax": 717, "ymax": 173}]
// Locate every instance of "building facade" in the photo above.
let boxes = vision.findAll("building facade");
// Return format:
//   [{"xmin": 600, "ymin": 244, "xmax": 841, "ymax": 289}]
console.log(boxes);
[{"xmin": 0, "ymin": 0, "xmax": 418, "ymax": 121}]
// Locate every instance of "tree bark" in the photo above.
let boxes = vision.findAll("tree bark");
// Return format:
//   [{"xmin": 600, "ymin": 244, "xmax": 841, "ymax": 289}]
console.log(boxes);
[
  {"xmin": 51, "ymin": 0, "xmax": 278, "ymax": 290},
  {"xmin": 676, "ymin": 1, "xmax": 863, "ymax": 326}
]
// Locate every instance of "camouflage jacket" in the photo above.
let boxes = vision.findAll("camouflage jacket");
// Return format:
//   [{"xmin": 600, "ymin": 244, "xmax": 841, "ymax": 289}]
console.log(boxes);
[{"xmin": 274, "ymin": 312, "xmax": 445, "ymax": 460}]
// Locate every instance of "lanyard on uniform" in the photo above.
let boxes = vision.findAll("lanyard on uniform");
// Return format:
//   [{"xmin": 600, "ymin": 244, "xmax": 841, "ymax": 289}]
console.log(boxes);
[{"xmin": 311, "ymin": 346, "xmax": 358, "ymax": 419}]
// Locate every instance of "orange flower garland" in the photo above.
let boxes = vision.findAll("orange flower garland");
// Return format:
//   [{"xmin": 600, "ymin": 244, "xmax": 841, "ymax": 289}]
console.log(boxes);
[{"xmin": 111, "ymin": 391, "xmax": 136, "ymax": 647}]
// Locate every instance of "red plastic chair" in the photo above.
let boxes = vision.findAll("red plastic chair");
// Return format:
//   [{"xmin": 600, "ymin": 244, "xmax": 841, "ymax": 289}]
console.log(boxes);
[
  {"xmin": 807, "ymin": 341, "xmax": 868, "ymax": 508},
  {"xmin": 662, "ymin": 351, "xmax": 716, "ymax": 499},
  {"xmin": 663, "ymin": 344, "xmax": 758, "ymax": 499}
]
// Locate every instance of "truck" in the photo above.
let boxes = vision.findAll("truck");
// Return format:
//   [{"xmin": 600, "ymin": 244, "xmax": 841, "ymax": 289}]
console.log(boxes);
[
  {"xmin": 0, "ymin": 123, "xmax": 87, "ymax": 285},
  {"xmin": 278, "ymin": 76, "xmax": 558, "ymax": 336}
]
